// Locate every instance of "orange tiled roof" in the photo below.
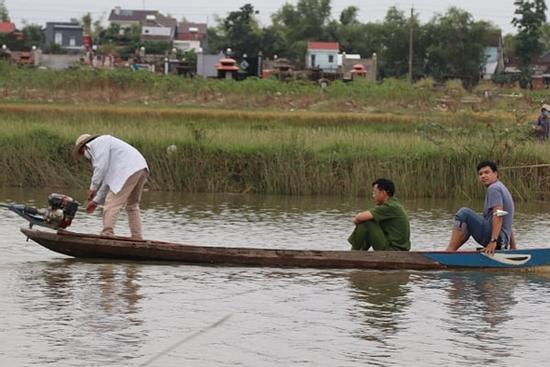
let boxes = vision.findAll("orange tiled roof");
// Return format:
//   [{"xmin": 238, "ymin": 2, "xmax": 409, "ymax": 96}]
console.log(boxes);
[
  {"xmin": 307, "ymin": 41, "xmax": 339, "ymax": 50},
  {"xmin": 0, "ymin": 22, "xmax": 16, "ymax": 33}
]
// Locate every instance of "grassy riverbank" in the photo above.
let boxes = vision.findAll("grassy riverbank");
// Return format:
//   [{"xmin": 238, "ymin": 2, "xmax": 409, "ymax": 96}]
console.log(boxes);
[
  {"xmin": 0, "ymin": 62, "xmax": 548, "ymax": 115},
  {"xmin": 1, "ymin": 102, "xmax": 549, "ymax": 200}
]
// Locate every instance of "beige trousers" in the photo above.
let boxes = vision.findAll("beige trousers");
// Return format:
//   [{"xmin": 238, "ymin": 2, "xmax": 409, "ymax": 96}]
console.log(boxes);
[{"xmin": 101, "ymin": 169, "xmax": 148, "ymax": 240}]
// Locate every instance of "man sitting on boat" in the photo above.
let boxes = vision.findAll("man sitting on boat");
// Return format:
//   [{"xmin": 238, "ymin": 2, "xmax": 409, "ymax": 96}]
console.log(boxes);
[
  {"xmin": 348, "ymin": 178, "xmax": 410, "ymax": 251},
  {"xmin": 75, "ymin": 134, "xmax": 149, "ymax": 240},
  {"xmin": 446, "ymin": 160, "xmax": 515, "ymax": 254}
]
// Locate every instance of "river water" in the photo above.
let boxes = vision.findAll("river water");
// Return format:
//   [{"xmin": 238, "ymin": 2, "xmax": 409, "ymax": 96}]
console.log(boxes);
[{"xmin": 1, "ymin": 188, "xmax": 550, "ymax": 366}]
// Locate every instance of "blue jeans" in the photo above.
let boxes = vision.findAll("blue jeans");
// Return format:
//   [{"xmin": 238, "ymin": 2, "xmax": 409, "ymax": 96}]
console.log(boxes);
[{"xmin": 454, "ymin": 207, "xmax": 493, "ymax": 247}]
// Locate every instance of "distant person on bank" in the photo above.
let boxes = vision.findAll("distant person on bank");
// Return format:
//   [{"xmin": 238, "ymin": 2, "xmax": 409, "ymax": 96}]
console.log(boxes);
[
  {"xmin": 348, "ymin": 178, "xmax": 411, "ymax": 251},
  {"xmin": 75, "ymin": 134, "xmax": 149, "ymax": 240},
  {"xmin": 446, "ymin": 160, "xmax": 515, "ymax": 255},
  {"xmin": 534, "ymin": 103, "xmax": 550, "ymax": 141}
]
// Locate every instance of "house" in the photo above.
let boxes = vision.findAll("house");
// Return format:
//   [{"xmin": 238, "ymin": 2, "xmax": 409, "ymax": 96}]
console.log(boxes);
[
  {"xmin": 108, "ymin": 7, "xmax": 158, "ymax": 29},
  {"xmin": 540, "ymin": 51, "xmax": 550, "ymax": 66},
  {"xmin": 44, "ymin": 22, "xmax": 84, "ymax": 51},
  {"xmin": 533, "ymin": 51, "xmax": 550, "ymax": 89},
  {"xmin": 0, "ymin": 21, "xmax": 16, "ymax": 34},
  {"xmin": 174, "ymin": 22, "xmax": 207, "ymax": 52},
  {"xmin": 505, "ymin": 51, "xmax": 550, "ymax": 89},
  {"xmin": 108, "ymin": 7, "xmax": 177, "ymax": 42},
  {"xmin": 141, "ymin": 14, "xmax": 177, "ymax": 42},
  {"xmin": 481, "ymin": 32, "xmax": 505, "ymax": 80},
  {"xmin": 482, "ymin": 46, "xmax": 505, "ymax": 80},
  {"xmin": 305, "ymin": 41, "xmax": 339, "ymax": 73},
  {"xmin": 0, "ymin": 21, "xmax": 23, "ymax": 42}
]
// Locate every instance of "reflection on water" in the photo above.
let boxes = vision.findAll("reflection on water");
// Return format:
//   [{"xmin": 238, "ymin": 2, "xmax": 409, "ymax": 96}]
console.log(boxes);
[
  {"xmin": 12, "ymin": 260, "xmax": 146, "ymax": 366},
  {"xmin": 26, "ymin": 260, "xmax": 143, "ymax": 320},
  {"xmin": 2, "ymin": 188, "xmax": 550, "ymax": 366},
  {"xmin": 442, "ymin": 272, "xmax": 517, "ymax": 364},
  {"xmin": 446, "ymin": 272, "xmax": 516, "ymax": 329},
  {"xmin": 421, "ymin": 272, "xmax": 550, "ymax": 366},
  {"xmin": 348, "ymin": 271, "xmax": 411, "ymax": 339}
]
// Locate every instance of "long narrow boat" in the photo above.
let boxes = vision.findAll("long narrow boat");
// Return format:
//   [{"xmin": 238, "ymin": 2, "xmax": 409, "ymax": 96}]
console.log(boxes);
[{"xmin": 20, "ymin": 228, "xmax": 550, "ymax": 271}]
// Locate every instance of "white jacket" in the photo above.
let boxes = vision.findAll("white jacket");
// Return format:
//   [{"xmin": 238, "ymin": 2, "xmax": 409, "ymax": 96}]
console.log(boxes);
[{"xmin": 87, "ymin": 135, "xmax": 148, "ymax": 204}]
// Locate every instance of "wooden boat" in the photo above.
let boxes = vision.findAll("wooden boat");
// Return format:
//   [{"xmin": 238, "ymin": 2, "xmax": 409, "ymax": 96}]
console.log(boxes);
[{"xmin": 20, "ymin": 228, "xmax": 550, "ymax": 271}]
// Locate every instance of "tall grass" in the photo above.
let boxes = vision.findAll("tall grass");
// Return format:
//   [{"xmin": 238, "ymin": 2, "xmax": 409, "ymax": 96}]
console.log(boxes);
[{"xmin": 0, "ymin": 103, "xmax": 548, "ymax": 199}]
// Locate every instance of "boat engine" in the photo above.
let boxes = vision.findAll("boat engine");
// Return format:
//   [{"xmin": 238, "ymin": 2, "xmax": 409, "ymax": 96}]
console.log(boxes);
[
  {"xmin": 43, "ymin": 193, "xmax": 80, "ymax": 228},
  {"xmin": 1, "ymin": 193, "xmax": 80, "ymax": 229}
]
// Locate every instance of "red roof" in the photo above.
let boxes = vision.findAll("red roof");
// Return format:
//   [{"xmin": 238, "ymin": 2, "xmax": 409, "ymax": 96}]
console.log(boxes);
[
  {"xmin": 108, "ymin": 9, "xmax": 158, "ymax": 22},
  {"xmin": 176, "ymin": 22, "xmax": 207, "ymax": 41},
  {"xmin": 307, "ymin": 41, "xmax": 339, "ymax": 50},
  {"xmin": 0, "ymin": 22, "xmax": 16, "ymax": 33}
]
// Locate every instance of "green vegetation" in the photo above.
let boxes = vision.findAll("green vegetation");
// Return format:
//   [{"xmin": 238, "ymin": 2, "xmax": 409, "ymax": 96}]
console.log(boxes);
[
  {"xmin": 512, "ymin": 0, "xmax": 548, "ymax": 83},
  {"xmin": 0, "ymin": 62, "xmax": 547, "ymax": 114},
  {"xmin": 0, "ymin": 99, "xmax": 548, "ymax": 200},
  {"xmin": 1, "ymin": 64, "xmax": 549, "ymax": 200},
  {"xmin": 208, "ymin": 2, "xmax": 505, "ymax": 86}
]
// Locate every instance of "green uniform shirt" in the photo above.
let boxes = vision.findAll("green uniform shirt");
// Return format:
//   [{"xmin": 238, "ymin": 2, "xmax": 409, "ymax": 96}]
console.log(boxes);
[{"xmin": 370, "ymin": 197, "xmax": 411, "ymax": 251}]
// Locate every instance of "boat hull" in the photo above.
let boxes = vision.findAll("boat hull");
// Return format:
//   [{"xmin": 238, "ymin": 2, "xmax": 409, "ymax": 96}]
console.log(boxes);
[{"xmin": 20, "ymin": 229, "xmax": 550, "ymax": 271}]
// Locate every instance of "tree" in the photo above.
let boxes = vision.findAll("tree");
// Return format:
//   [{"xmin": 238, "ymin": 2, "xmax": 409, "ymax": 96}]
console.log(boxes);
[
  {"xmin": 221, "ymin": 4, "xmax": 262, "ymax": 58},
  {"xmin": 378, "ymin": 7, "xmax": 413, "ymax": 78},
  {"xmin": 503, "ymin": 33, "xmax": 518, "ymax": 62},
  {"xmin": 258, "ymin": 26, "xmax": 286, "ymax": 59},
  {"xmin": 97, "ymin": 23, "xmax": 141, "ymax": 46},
  {"xmin": 81, "ymin": 13, "xmax": 92, "ymax": 35},
  {"xmin": 539, "ymin": 22, "xmax": 550, "ymax": 52},
  {"xmin": 511, "ymin": 0, "xmax": 547, "ymax": 70},
  {"xmin": 92, "ymin": 20, "xmax": 104, "ymax": 44},
  {"xmin": 271, "ymin": 0, "xmax": 332, "ymax": 62},
  {"xmin": 206, "ymin": 4, "xmax": 263, "ymax": 58},
  {"xmin": 327, "ymin": 19, "xmax": 383, "ymax": 60},
  {"xmin": 423, "ymin": 7, "xmax": 498, "ymax": 87},
  {"xmin": 204, "ymin": 26, "xmax": 225, "ymax": 54},
  {"xmin": 339, "ymin": 6, "xmax": 359, "ymax": 26},
  {"xmin": 0, "ymin": 0, "xmax": 9, "ymax": 22},
  {"xmin": 21, "ymin": 24, "xmax": 44, "ymax": 49},
  {"xmin": 325, "ymin": 6, "xmax": 381, "ymax": 60}
]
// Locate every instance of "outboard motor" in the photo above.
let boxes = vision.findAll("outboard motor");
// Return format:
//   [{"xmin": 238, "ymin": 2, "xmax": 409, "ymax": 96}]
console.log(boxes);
[
  {"xmin": 1, "ymin": 193, "xmax": 80, "ymax": 229},
  {"xmin": 44, "ymin": 193, "xmax": 80, "ymax": 228}
]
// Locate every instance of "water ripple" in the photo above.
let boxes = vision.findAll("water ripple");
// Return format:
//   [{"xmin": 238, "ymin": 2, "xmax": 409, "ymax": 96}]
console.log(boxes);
[{"xmin": 2, "ymin": 190, "xmax": 550, "ymax": 366}]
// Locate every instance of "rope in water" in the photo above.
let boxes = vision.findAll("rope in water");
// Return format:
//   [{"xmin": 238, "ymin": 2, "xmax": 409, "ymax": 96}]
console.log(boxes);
[{"xmin": 139, "ymin": 314, "xmax": 232, "ymax": 367}]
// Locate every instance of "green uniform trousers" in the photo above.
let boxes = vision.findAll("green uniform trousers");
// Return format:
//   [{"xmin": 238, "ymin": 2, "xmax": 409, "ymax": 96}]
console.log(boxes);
[{"xmin": 348, "ymin": 221, "xmax": 395, "ymax": 251}]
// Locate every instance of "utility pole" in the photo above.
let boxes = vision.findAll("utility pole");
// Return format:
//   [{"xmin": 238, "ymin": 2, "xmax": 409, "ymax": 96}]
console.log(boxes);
[{"xmin": 408, "ymin": 6, "xmax": 414, "ymax": 83}]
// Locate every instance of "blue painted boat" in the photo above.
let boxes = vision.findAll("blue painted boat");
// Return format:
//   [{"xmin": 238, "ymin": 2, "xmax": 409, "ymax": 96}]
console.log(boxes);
[
  {"xmin": 423, "ymin": 250, "xmax": 550, "ymax": 269},
  {"xmin": 20, "ymin": 229, "xmax": 550, "ymax": 271}
]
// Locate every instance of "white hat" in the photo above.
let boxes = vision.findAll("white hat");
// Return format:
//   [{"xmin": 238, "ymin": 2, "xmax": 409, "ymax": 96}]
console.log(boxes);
[
  {"xmin": 74, "ymin": 134, "xmax": 98, "ymax": 154},
  {"xmin": 542, "ymin": 104, "xmax": 550, "ymax": 111}
]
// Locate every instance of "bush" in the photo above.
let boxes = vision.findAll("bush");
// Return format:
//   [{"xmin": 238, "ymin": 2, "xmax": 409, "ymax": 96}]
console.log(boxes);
[{"xmin": 491, "ymin": 73, "xmax": 520, "ymax": 85}]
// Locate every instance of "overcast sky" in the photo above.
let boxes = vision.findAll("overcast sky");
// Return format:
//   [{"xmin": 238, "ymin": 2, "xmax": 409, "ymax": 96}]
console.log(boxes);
[{"xmin": 5, "ymin": 0, "xmax": 548, "ymax": 35}]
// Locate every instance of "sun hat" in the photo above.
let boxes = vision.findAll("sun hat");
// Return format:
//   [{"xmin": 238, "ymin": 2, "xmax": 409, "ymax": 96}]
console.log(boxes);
[
  {"xmin": 542, "ymin": 104, "xmax": 550, "ymax": 112},
  {"xmin": 74, "ymin": 134, "xmax": 99, "ymax": 155}
]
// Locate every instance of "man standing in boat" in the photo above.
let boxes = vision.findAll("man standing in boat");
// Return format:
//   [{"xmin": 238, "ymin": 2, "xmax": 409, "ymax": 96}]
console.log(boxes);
[
  {"xmin": 446, "ymin": 160, "xmax": 515, "ymax": 254},
  {"xmin": 348, "ymin": 178, "xmax": 411, "ymax": 251},
  {"xmin": 75, "ymin": 134, "xmax": 149, "ymax": 240}
]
